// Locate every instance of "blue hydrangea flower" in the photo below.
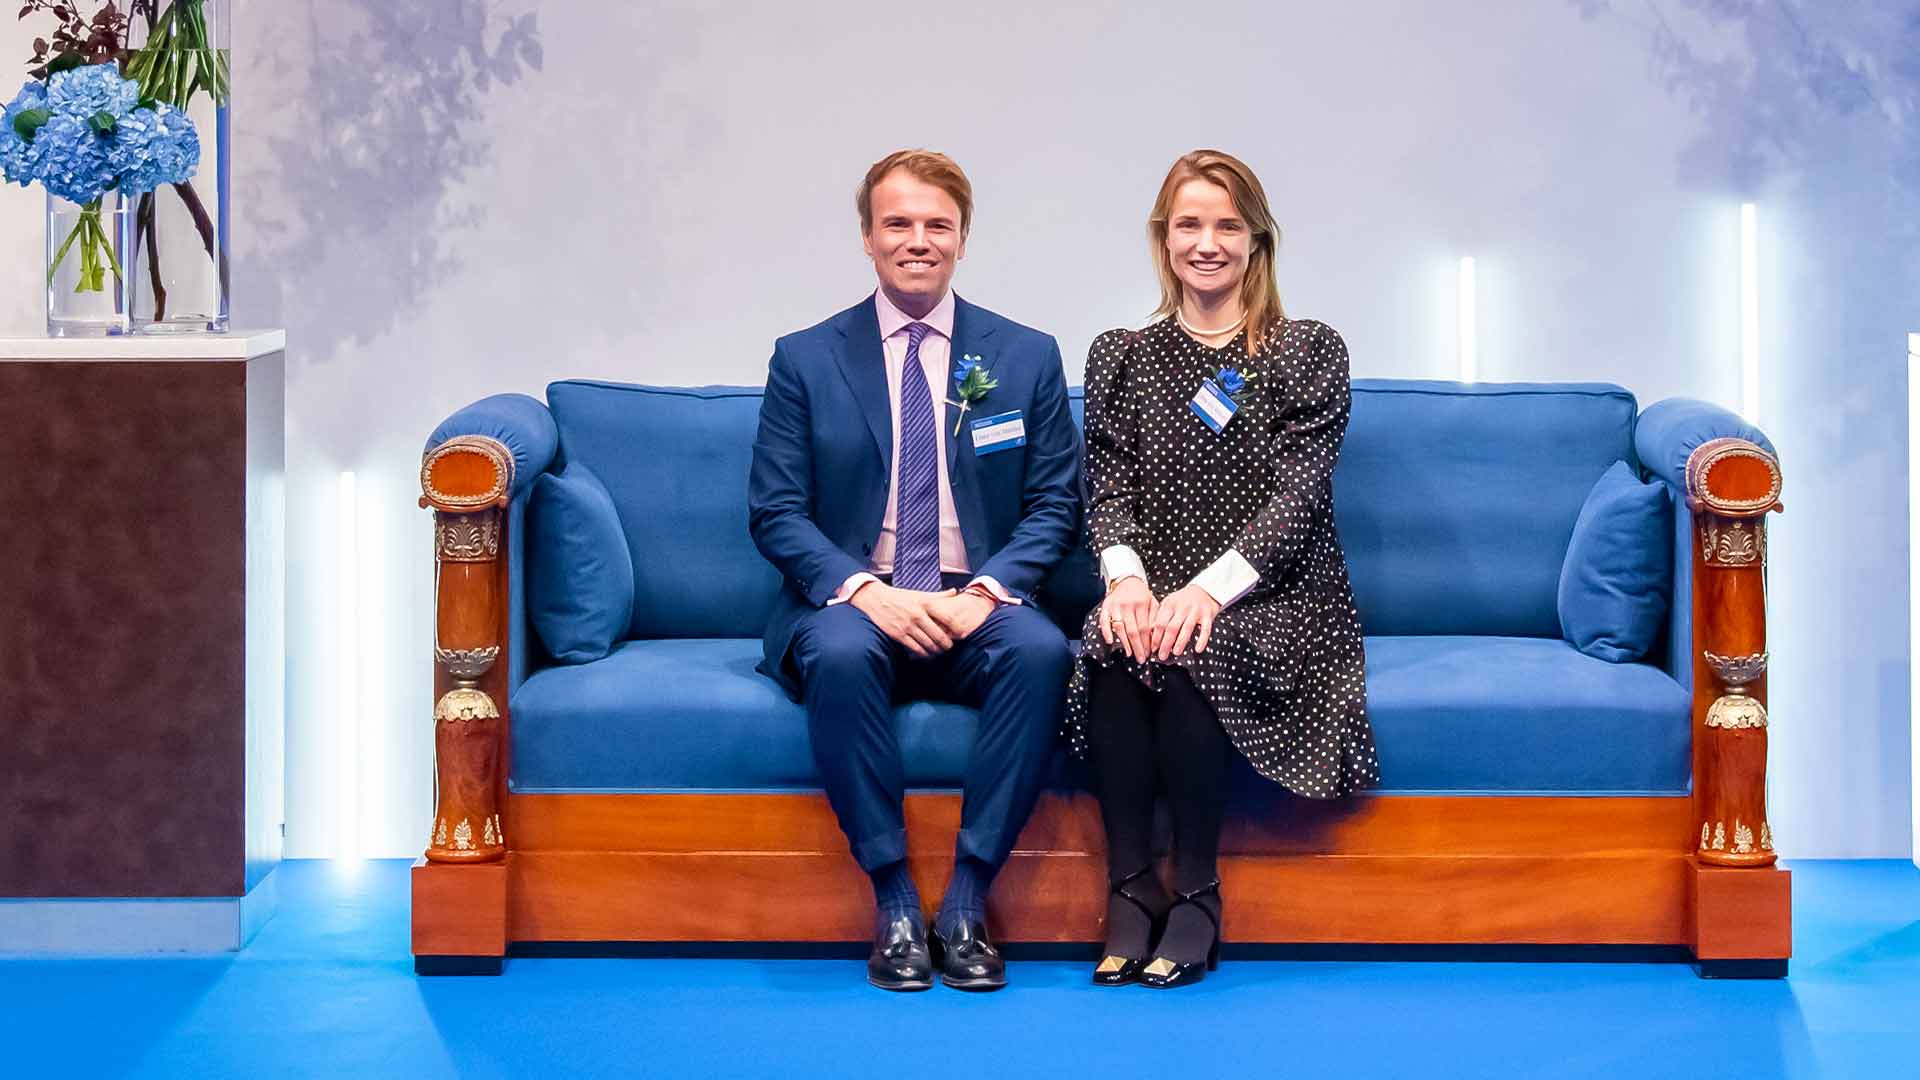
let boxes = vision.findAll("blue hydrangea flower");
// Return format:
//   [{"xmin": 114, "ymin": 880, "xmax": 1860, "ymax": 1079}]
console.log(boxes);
[
  {"xmin": 0, "ymin": 81, "xmax": 50, "ymax": 187},
  {"xmin": 1217, "ymin": 367, "xmax": 1247, "ymax": 395},
  {"xmin": 46, "ymin": 63, "xmax": 140, "ymax": 120},
  {"xmin": 953, "ymin": 355, "xmax": 983, "ymax": 383},
  {"xmin": 5, "ymin": 80, "xmax": 46, "ymax": 112},
  {"xmin": 32, "ymin": 112, "xmax": 116, "ymax": 204},
  {"xmin": 110, "ymin": 103, "xmax": 200, "ymax": 195}
]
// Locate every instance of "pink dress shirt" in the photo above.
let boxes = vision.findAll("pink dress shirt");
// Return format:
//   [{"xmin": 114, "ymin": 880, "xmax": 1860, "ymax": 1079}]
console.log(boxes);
[{"xmin": 828, "ymin": 290, "xmax": 1016, "ymax": 606}]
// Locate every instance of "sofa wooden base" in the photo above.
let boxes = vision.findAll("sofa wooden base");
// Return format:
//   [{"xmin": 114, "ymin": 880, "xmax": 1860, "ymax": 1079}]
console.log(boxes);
[
  {"xmin": 411, "ymin": 793, "xmax": 1791, "ymax": 977},
  {"xmin": 411, "ymin": 857, "xmax": 506, "ymax": 963}
]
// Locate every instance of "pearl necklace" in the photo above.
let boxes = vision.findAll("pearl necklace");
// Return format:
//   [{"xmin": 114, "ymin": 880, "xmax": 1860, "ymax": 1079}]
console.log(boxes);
[{"xmin": 1176, "ymin": 309, "xmax": 1245, "ymax": 338}]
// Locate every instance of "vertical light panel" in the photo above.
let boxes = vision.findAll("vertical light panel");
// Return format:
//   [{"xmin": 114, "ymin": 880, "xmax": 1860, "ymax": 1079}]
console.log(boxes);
[
  {"xmin": 353, "ymin": 470, "xmax": 389, "ymax": 859},
  {"xmin": 335, "ymin": 470, "xmax": 362, "ymax": 861},
  {"xmin": 1741, "ymin": 203, "xmax": 1760, "ymax": 423},
  {"xmin": 1457, "ymin": 256, "xmax": 1478, "ymax": 383},
  {"xmin": 1911, "ymin": 333, "xmax": 1920, "ymax": 868}
]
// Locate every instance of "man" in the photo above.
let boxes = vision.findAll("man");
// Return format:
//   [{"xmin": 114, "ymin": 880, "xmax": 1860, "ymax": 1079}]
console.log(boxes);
[{"xmin": 748, "ymin": 149, "xmax": 1080, "ymax": 991}]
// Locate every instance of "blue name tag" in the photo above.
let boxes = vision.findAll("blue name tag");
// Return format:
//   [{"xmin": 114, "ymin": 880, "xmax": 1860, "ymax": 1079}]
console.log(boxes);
[
  {"xmin": 970, "ymin": 410, "xmax": 1026, "ymax": 455},
  {"xmin": 1189, "ymin": 378, "xmax": 1238, "ymax": 434}
]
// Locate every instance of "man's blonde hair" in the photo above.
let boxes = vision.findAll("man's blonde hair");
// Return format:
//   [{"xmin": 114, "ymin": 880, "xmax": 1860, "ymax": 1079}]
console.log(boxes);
[{"xmin": 857, "ymin": 149, "xmax": 974, "ymax": 236}]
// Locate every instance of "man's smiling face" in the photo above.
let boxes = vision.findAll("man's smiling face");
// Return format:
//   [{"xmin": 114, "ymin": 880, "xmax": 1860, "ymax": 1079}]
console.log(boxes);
[{"xmin": 863, "ymin": 168, "xmax": 967, "ymax": 315}]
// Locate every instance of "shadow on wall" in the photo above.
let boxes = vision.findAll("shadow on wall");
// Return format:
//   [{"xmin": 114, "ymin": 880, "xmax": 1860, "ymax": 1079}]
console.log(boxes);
[
  {"xmin": 233, "ymin": 1, "xmax": 541, "ymax": 360},
  {"xmin": 1574, "ymin": 3, "xmax": 1920, "ymax": 307},
  {"xmin": 1576, "ymin": 0, "xmax": 1920, "ymax": 460}
]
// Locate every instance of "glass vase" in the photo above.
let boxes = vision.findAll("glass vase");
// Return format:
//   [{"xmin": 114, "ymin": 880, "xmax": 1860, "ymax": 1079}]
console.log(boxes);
[
  {"xmin": 46, "ymin": 192, "xmax": 132, "ymax": 338},
  {"xmin": 125, "ymin": 0, "xmax": 230, "ymax": 334}
]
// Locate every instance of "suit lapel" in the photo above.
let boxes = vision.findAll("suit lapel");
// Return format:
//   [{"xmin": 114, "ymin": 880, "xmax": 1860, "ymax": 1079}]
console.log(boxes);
[
  {"xmin": 946, "ymin": 296, "xmax": 998, "ymax": 565},
  {"xmin": 833, "ymin": 294, "xmax": 893, "ymax": 476},
  {"xmin": 945, "ymin": 296, "xmax": 999, "ymax": 474}
]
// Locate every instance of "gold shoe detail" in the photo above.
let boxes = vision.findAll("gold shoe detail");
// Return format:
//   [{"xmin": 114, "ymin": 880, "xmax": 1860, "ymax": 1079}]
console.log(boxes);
[
  {"xmin": 1143, "ymin": 957, "xmax": 1178, "ymax": 978},
  {"xmin": 1095, "ymin": 955, "xmax": 1131, "ymax": 975}
]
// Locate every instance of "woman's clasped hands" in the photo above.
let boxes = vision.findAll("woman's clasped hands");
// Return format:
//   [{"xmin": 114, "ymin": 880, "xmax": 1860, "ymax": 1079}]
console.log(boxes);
[{"xmin": 1099, "ymin": 578, "xmax": 1220, "ymax": 664}]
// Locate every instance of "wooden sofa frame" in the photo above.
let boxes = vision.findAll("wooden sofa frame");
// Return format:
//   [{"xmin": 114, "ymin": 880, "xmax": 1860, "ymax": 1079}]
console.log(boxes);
[{"xmin": 411, "ymin": 434, "xmax": 1789, "ymax": 977}]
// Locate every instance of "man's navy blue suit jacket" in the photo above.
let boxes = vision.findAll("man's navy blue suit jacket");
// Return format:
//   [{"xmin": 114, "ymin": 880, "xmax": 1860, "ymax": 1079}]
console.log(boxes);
[{"xmin": 747, "ymin": 293, "xmax": 1083, "ymax": 696}]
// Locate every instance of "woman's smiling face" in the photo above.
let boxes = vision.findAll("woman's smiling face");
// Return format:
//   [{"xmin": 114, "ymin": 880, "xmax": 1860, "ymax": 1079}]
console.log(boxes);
[{"xmin": 1165, "ymin": 178, "xmax": 1250, "ymax": 303}]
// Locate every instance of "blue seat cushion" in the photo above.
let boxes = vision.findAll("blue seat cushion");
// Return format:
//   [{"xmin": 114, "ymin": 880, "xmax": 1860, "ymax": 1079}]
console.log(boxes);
[
  {"xmin": 510, "ymin": 635, "xmax": 1690, "ymax": 795},
  {"xmin": 1364, "ymin": 636, "xmax": 1690, "ymax": 793}
]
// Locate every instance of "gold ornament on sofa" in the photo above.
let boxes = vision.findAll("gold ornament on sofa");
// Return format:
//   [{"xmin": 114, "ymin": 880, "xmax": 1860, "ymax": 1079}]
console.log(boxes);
[
  {"xmin": 436, "ymin": 512, "xmax": 502, "ymax": 562},
  {"xmin": 435, "ymin": 687, "xmax": 500, "ymax": 724},
  {"xmin": 1700, "ymin": 518, "xmax": 1764, "ymax": 567},
  {"xmin": 436, "ymin": 646, "xmax": 500, "ymax": 684},
  {"xmin": 1704, "ymin": 652, "xmax": 1769, "ymax": 730}
]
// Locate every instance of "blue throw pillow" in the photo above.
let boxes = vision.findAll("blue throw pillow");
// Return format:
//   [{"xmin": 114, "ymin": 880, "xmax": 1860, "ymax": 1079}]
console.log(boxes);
[
  {"xmin": 527, "ymin": 462, "xmax": 634, "ymax": 664},
  {"xmin": 1557, "ymin": 460, "xmax": 1673, "ymax": 663}
]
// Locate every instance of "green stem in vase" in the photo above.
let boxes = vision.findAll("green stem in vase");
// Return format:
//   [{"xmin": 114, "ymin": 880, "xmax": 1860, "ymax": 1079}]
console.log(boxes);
[
  {"xmin": 127, "ymin": 1, "xmax": 225, "ymax": 110},
  {"xmin": 90, "ymin": 205, "xmax": 124, "ymax": 286},
  {"xmin": 54, "ymin": 201, "xmax": 122, "ymax": 295},
  {"xmin": 47, "ymin": 205, "xmax": 90, "ymax": 289},
  {"xmin": 76, "ymin": 212, "xmax": 94, "ymax": 292}
]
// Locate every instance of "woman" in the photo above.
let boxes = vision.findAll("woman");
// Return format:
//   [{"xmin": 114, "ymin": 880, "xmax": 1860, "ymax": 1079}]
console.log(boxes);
[{"xmin": 1066, "ymin": 150, "xmax": 1379, "ymax": 988}]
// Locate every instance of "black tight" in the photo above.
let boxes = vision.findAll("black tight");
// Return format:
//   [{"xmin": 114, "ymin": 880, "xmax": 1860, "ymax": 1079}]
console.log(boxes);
[{"xmin": 1085, "ymin": 663, "xmax": 1232, "ymax": 962}]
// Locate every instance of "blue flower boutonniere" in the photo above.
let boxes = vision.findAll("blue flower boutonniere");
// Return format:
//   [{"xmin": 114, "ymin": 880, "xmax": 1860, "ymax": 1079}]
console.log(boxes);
[
  {"xmin": 950, "ymin": 353, "xmax": 997, "ymax": 436},
  {"xmin": 1216, "ymin": 365, "xmax": 1257, "ymax": 402}
]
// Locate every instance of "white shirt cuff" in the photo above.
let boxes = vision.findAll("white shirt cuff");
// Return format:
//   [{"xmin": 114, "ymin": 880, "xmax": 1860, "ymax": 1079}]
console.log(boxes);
[
  {"xmin": 825, "ymin": 571, "xmax": 880, "ymax": 606},
  {"xmin": 1099, "ymin": 545, "xmax": 1148, "ymax": 588},
  {"xmin": 1191, "ymin": 548, "xmax": 1258, "ymax": 609},
  {"xmin": 966, "ymin": 575, "xmax": 1021, "ymax": 605}
]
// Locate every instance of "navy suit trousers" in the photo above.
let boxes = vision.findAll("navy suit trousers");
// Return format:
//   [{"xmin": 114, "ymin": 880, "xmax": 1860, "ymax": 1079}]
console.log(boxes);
[{"xmin": 787, "ymin": 579, "xmax": 1070, "ymax": 873}]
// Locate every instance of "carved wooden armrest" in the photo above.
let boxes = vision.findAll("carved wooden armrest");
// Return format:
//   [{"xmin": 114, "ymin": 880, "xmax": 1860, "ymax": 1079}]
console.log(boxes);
[
  {"xmin": 419, "ymin": 435, "xmax": 514, "ymax": 863},
  {"xmin": 1686, "ymin": 437, "xmax": 1782, "ymax": 867}
]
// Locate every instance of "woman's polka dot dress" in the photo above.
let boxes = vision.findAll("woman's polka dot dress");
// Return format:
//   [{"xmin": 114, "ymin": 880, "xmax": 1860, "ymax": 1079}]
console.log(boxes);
[{"xmin": 1064, "ymin": 317, "xmax": 1380, "ymax": 798}]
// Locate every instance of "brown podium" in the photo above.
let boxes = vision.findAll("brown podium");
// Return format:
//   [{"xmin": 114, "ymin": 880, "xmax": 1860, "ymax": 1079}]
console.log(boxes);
[{"xmin": 0, "ymin": 331, "xmax": 285, "ymax": 952}]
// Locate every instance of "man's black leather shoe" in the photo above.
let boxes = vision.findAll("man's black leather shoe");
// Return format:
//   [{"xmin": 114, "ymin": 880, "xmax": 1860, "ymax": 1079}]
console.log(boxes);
[
  {"xmin": 867, "ymin": 912, "xmax": 934, "ymax": 991},
  {"xmin": 929, "ymin": 916, "xmax": 1007, "ymax": 991}
]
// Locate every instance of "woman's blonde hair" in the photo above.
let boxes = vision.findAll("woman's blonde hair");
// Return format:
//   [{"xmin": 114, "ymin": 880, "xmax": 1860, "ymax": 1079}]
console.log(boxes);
[{"xmin": 1148, "ymin": 150, "xmax": 1285, "ymax": 356}]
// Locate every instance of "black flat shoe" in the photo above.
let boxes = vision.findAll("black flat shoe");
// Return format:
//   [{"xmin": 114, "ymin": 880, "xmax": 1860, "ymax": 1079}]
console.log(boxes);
[
  {"xmin": 1093, "ymin": 866, "xmax": 1167, "ymax": 986},
  {"xmin": 867, "ymin": 911, "xmax": 934, "ymax": 992},
  {"xmin": 1138, "ymin": 879, "xmax": 1221, "ymax": 990},
  {"xmin": 929, "ymin": 915, "xmax": 1007, "ymax": 991}
]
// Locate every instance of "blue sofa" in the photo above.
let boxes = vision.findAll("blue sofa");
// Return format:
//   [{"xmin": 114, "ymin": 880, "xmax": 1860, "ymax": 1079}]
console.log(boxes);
[{"xmin": 413, "ymin": 376, "xmax": 1789, "ymax": 975}]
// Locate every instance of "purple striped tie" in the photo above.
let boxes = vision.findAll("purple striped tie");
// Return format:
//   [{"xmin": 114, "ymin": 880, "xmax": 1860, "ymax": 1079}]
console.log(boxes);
[{"xmin": 893, "ymin": 322, "xmax": 943, "ymax": 591}]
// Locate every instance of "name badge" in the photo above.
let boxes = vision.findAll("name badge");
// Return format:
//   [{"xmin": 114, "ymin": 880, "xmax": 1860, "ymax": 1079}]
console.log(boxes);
[
  {"xmin": 970, "ymin": 410, "xmax": 1026, "ymax": 455},
  {"xmin": 1189, "ymin": 378, "xmax": 1238, "ymax": 434}
]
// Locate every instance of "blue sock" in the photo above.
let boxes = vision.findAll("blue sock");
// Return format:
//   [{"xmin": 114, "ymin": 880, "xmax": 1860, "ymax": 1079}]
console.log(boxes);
[
  {"xmin": 936, "ymin": 857, "xmax": 995, "ymax": 935},
  {"xmin": 870, "ymin": 861, "xmax": 921, "ymax": 921}
]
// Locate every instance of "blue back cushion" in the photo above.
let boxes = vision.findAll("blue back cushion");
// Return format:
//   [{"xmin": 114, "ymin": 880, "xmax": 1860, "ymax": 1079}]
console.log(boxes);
[
  {"xmin": 1557, "ymin": 460, "xmax": 1675, "ymax": 662},
  {"xmin": 1334, "ymin": 381, "xmax": 1640, "ymax": 636},
  {"xmin": 546, "ymin": 378, "xmax": 1644, "ymax": 641},
  {"xmin": 547, "ymin": 382, "xmax": 782, "ymax": 639}
]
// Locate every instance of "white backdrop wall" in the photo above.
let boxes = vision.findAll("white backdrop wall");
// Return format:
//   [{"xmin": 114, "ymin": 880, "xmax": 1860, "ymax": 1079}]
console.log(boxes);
[{"xmin": 1, "ymin": 2, "xmax": 1912, "ymax": 858}]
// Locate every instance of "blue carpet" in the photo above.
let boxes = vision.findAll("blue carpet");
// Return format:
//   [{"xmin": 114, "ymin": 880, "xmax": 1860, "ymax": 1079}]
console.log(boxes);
[{"xmin": 2, "ymin": 859, "xmax": 1917, "ymax": 1078}]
